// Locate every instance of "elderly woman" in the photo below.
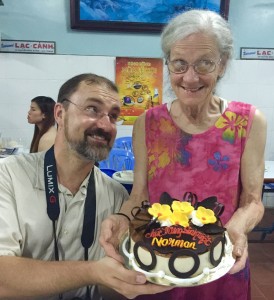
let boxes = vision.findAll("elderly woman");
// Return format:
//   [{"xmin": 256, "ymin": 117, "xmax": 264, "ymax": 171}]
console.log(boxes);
[{"xmin": 100, "ymin": 9, "xmax": 266, "ymax": 300}]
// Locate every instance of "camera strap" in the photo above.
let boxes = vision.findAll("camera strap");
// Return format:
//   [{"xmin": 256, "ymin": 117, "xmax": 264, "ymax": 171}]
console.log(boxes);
[{"xmin": 44, "ymin": 146, "xmax": 95, "ymax": 300}]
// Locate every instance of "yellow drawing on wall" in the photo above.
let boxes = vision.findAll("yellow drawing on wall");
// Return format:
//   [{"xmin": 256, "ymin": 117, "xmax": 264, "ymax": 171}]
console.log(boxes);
[{"xmin": 116, "ymin": 57, "xmax": 163, "ymax": 125}]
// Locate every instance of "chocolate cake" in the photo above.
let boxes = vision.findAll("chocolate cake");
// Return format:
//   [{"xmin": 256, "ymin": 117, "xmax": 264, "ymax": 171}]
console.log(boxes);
[{"xmin": 121, "ymin": 192, "xmax": 231, "ymax": 286}]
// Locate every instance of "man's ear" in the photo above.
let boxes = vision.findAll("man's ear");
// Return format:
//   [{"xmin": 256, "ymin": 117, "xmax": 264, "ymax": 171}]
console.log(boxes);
[{"xmin": 54, "ymin": 103, "xmax": 64, "ymax": 126}]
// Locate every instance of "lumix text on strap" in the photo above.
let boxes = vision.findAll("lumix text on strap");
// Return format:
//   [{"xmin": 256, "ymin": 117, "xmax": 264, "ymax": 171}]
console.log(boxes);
[{"xmin": 44, "ymin": 146, "xmax": 95, "ymax": 300}]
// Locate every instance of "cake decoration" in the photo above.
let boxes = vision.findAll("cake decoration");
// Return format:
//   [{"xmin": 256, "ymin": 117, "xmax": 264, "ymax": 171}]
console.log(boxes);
[{"xmin": 120, "ymin": 192, "xmax": 235, "ymax": 286}]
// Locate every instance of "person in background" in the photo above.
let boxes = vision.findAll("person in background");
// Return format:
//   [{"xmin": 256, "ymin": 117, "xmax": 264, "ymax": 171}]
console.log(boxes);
[
  {"xmin": 100, "ymin": 9, "xmax": 267, "ymax": 300},
  {"xmin": 28, "ymin": 95, "xmax": 57, "ymax": 152},
  {"xmin": 0, "ymin": 73, "xmax": 170, "ymax": 299}
]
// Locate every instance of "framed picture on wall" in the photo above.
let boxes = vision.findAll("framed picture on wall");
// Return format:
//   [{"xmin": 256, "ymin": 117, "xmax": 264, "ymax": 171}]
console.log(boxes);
[{"xmin": 70, "ymin": 0, "xmax": 230, "ymax": 33}]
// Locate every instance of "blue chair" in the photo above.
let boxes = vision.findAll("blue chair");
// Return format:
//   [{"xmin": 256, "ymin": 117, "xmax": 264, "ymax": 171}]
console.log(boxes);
[
  {"xmin": 251, "ymin": 183, "xmax": 274, "ymax": 241},
  {"xmin": 263, "ymin": 183, "xmax": 274, "ymax": 194},
  {"xmin": 99, "ymin": 148, "xmax": 135, "ymax": 171},
  {"xmin": 100, "ymin": 168, "xmax": 117, "ymax": 178},
  {"xmin": 113, "ymin": 136, "xmax": 133, "ymax": 152}
]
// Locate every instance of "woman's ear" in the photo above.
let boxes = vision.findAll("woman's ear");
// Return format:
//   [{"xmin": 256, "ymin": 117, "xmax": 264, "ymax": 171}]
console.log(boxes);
[{"xmin": 218, "ymin": 55, "xmax": 228, "ymax": 78}]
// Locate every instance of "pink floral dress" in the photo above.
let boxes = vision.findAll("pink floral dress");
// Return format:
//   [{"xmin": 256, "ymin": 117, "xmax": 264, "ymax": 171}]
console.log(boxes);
[{"xmin": 135, "ymin": 101, "xmax": 255, "ymax": 300}]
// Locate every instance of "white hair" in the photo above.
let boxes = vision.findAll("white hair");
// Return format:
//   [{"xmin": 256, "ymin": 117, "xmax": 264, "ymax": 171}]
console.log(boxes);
[{"xmin": 161, "ymin": 9, "xmax": 233, "ymax": 61}]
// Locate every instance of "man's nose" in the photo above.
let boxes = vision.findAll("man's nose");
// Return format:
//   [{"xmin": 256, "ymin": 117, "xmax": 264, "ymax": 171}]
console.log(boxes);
[{"xmin": 96, "ymin": 114, "xmax": 113, "ymax": 129}]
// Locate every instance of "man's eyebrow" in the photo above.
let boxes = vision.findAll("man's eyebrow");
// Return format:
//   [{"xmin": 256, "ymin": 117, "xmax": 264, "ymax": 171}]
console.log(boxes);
[
  {"xmin": 85, "ymin": 97, "xmax": 103, "ymax": 104},
  {"xmin": 85, "ymin": 97, "xmax": 121, "ymax": 112},
  {"xmin": 85, "ymin": 97, "xmax": 119, "ymax": 104}
]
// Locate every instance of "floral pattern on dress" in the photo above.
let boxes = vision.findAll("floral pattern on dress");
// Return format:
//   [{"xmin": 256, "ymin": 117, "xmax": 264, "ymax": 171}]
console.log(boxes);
[
  {"xmin": 208, "ymin": 151, "xmax": 230, "ymax": 172},
  {"xmin": 178, "ymin": 132, "xmax": 192, "ymax": 166},
  {"xmin": 147, "ymin": 117, "xmax": 192, "ymax": 180},
  {"xmin": 215, "ymin": 111, "xmax": 248, "ymax": 144},
  {"xmin": 147, "ymin": 117, "xmax": 176, "ymax": 179}
]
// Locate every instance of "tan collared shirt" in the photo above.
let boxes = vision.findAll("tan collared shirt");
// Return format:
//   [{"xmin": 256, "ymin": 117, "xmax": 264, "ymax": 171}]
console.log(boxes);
[{"xmin": 0, "ymin": 151, "xmax": 128, "ymax": 299}]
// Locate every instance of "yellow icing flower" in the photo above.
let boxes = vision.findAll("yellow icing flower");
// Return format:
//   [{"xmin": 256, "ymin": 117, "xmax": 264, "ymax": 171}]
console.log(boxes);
[
  {"xmin": 148, "ymin": 203, "xmax": 172, "ymax": 221},
  {"xmin": 171, "ymin": 201, "xmax": 194, "ymax": 216},
  {"xmin": 170, "ymin": 211, "xmax": 190, "ymax": 227},
  {"xmin": 196, "ymin": 206, "xmax": 217, "ymax": 224}
]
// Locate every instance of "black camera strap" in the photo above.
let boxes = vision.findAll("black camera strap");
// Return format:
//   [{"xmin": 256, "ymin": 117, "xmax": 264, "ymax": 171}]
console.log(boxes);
[{"xmin": 44, "ymin": 146, "xmax": 95, "ymax": 300}]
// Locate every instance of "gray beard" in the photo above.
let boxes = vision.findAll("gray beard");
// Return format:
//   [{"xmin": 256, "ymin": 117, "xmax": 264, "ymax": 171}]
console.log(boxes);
[
  {"xmin": 68, "ymin": 138, "xmax": 110, "ymax": 162},
  {"xmin": 64, "ymin": 119, "xmax": 111, "ymax": 162}
]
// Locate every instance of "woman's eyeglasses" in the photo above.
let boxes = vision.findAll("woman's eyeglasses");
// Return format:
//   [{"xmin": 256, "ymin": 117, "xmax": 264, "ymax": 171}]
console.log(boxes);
[{"xmin": 166, "ymin": 58, "xmax": 221, "ymax": 75}]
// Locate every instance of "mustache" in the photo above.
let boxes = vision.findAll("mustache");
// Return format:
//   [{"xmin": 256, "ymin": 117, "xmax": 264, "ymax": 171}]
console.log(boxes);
[{"xmin": 85, "ymin": 128, "xmax": 112, "ymax": 143}]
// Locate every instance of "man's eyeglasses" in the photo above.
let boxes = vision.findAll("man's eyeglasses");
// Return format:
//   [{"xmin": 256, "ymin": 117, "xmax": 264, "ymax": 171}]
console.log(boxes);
[
  {"xmin": 166, "ymin": 58, "xmax": 221, "ymax": 75},
  {"xmin": 61, "ymin": 98, "xmax": 119, "ymax": 124}
]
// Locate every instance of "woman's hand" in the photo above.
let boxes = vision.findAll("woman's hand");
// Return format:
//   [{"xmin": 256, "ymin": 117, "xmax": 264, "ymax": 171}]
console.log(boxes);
[
  {"xmin": 99, "ymin": 214, "xmax": 130, "ymax": 263},
  {"xmin": 225, "ymin": 226, "xmax": 248, "ymax": 274}
]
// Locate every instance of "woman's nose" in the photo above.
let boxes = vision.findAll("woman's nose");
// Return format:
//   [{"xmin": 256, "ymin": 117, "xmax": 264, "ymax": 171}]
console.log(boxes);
[{"xmin": 183, "ymin": 66, "xmax": 200, "ymax": 82}]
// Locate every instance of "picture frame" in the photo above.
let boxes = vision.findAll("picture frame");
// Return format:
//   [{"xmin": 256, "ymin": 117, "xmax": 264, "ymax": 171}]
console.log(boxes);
[{"xmin": 70, "ymin": 0, "xmax": 230, "ymax": 33}]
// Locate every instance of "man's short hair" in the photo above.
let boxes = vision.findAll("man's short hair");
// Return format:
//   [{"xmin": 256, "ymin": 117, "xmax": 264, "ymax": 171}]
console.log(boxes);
[{"xmin": 57, "ymin": 73, "xmax": 118, "ymax": 106}]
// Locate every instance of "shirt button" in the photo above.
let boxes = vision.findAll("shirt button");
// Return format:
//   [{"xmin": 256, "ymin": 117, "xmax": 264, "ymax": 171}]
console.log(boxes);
[{"xmin": 63, "ymin": 230, "xmax": 69, "ymax": 235}]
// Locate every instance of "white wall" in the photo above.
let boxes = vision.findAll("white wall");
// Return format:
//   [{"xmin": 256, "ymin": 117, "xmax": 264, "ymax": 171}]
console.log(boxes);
[{"xmin": 1, "ymin": 53, "xmax": 274, "ymax": 207}]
